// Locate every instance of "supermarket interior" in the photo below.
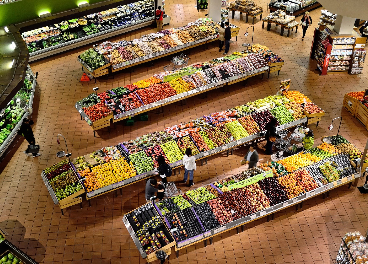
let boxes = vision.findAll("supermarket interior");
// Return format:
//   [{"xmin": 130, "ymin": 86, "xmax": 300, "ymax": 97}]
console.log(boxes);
[{"xmin": 1, "ymin": 0, "xmax": 368, "ymax": 263}]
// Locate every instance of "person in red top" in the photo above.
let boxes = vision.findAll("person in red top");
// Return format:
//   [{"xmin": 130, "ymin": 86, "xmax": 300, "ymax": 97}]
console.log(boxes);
[{"xmin": 156, "ymin": 6, "xmax": 164, "ymax": 32}]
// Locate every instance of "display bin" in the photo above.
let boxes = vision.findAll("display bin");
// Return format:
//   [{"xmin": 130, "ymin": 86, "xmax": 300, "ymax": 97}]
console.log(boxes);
[
  {"xmin": 0, "ymin": 241, "xmax": 38, "ymax": 264},
  {"xmin": 268, "ymin": 61, "xmax": 284, "ymax": 77},
  {"xmin": 78, "ymin": 56, "xmax": 111, "ymax": 78},
  {"xmin": 91, "ymin": 112, "xmax": 113, "ymax": 130},
  {"xmin": 355, "ymin": 103, "xmax": 368, "ymax": 126},
  {"xmin": 343, "ymin": 94, "xmax": 360, "ymax": 116},
  {"xmin": 304, "ymin": 111, "xmax": 325, "ymax": 118}
]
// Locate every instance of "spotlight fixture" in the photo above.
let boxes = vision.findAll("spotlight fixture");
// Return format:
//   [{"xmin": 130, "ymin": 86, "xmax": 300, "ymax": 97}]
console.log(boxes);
[{"xmin": 39, "ymin": 11, "xmax": 51, "ymax": 18}]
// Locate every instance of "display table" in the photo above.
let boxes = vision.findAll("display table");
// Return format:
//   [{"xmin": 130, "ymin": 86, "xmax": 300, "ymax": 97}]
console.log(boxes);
[
  {"xmin": 268, "ymin": 0, "xmax": 321, "ymax": 17},
  {"xmin": 123, "ymin": 136, "xmax": 361, "ymax": 261},
  {"xmin": 228, "ymin": 8, "xmax": 263, "ymax": 24},
  {"xmin": 343, "ymin": 91, "xmax": 368, "ymax": 130},
  {"xmin": 262, "ymin": 10, "xmax": 298, "ymax": 37},
  {"xmin": 0, "ymin": 66, "xmax": 37, "ymax": 158}
]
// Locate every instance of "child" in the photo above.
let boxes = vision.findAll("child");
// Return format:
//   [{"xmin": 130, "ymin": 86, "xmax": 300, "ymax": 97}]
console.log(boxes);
[{"xmin": 183, "ymin": 148, "xmax": 196, "ymax": 187}]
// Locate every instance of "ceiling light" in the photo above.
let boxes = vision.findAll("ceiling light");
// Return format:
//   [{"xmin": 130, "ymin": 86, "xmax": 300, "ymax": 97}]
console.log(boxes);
[
  {"xmin": 10, "ymin": 41, "xmax": 16, "ymax": 50},
  {"xmin": 39, "ymin": 11, "xmax": 51, "ymax": 18},
  {"xmin": 78, "ymin": 1, "xmax": 89, "ymax": 7},
  {"xmin": 4, "ymin": 26, "xmax": 9, "ymax": 33}
]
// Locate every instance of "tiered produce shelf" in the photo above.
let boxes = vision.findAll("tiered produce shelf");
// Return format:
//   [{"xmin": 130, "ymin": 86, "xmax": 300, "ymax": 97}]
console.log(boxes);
[
  {"xmin": 123, "ymin": 135, "xmax": 362, "ymax": 260},
  {"xmin": 0, "ymin": 66, "xmax": 37, "ymax": 158}
]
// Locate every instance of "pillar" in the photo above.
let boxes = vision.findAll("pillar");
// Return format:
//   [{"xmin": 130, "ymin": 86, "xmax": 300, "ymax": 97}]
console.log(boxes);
[
  {"xmin": 334, "ymin": 15, "xmax": 356, "ymax": 34},
  {"xmin": 208, "ymin": 0, "xmax": 222, "ymax": 22}
]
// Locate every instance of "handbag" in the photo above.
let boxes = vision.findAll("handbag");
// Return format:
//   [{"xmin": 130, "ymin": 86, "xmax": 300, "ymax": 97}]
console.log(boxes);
[{"xmin": 301, "ymin": 21, "xmax": 307, "ymax": 27}]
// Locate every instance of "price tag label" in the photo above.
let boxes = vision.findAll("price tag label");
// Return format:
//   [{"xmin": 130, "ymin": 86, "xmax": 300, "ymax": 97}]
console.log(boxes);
[
  {"xmin": 341, "ymin": 177, "xmax": 347, "ymax": 183},
  {"xmin": 214, "ymin": 226, "xmax": 226, "ymax": 234},
  {"xmin": 221, "ymin": 146, "xmax": 227, "ymax": 151},
  {"xmin": 352, "ymin": 174, "xmax": 355, "ymax": 180},
  {"xmin": 282, "ymin": 202, "xmax": 288, "ymax": 207},
  {"xmin": 337, "ymin": 179, "xmax": 342, "ymax": 185},
  {"xmin": 250, "ymin": 214, "xmax": 256, "ymax": 220},
  {"xmin": 236, "ymin": 140, "xmax": 242, "ymax": 145},
  {"xmin": 260, "ymin": 211, "xmax": 266, "ymax": 216},
  {"xmin": 292, "ymin": 197, "xmax": 298, "ymax": 203},
  {"xmin": 347, "ymin": 176, "xmax": 352, "ymax": 181},
  {"xmin": 204, "ymin": 151, "xmax": 209, "ymax": 156}
]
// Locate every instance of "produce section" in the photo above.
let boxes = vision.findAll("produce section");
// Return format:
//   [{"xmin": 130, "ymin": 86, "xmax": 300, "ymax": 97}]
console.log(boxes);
[
  {"xmin": 77, "ymin": 18, "xmax": 240, "ymax": 77},
  {"xmin": 268, "ymin": 0, "xmax": 321, "ymax": 16},
  {"xmin": 46, "ymin": 86, "xmax": 326, "ymax": 209},
  {"xmin": 76, "ymin": 46, "xmax": 285, "ymax": 132},
  {"xmin": 228, "ymin": 0, "xmax": 263, "ymax": 24},
  {"xmin": 124, "ymin": 136, "xmax": 361, "ymax": 259},
  {"xmin": 262, "ymin": 10, "xmax": 299, "ymax": 37},
  {"xmin": 22, "ymin": 0, "xmax": 155, "ymax": 62},
  {"xmin": 0, "ymin": 66, "xmax": 37, "ymax": 158}
]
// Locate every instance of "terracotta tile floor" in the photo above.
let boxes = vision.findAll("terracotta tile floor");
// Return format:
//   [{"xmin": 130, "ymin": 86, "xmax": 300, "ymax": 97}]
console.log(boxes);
[{"xmin": 1, "ymin": 0, "xmax": 368, "ymax": 263}]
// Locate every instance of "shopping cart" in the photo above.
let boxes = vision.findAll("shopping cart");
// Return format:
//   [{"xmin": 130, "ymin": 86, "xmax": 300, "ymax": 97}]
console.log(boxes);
[{"xmin": 164, "ymin": 182, "xmax": 181, "ymax": 198}]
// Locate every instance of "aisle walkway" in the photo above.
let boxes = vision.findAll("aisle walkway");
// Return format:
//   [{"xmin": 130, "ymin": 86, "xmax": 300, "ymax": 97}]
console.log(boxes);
[{"xmin": 1, "ymin": 0, "xmax": 368, "ymax": 263}]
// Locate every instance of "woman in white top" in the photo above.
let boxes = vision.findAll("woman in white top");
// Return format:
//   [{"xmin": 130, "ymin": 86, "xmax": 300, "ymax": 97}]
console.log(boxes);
[{"xmin": 183, "ymin": 148, "xmax": 196, "ymax": 187}]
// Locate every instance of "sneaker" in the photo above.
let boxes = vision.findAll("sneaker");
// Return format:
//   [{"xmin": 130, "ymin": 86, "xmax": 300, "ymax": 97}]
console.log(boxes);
[
  {"xmin": 189, "ymin": 182, "xmax": 195, "ymax": 187},
  {"xmin": 32, "ymin": 153, "xmax": 41, "ymax": 158},
  {"xmin": 223, "ymin": 52, "xmax": 227, "ymax": 55}
]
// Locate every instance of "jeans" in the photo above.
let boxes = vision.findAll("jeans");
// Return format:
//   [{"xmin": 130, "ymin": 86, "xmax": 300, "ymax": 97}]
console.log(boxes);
[
  {"xmin": 157, "ymin": 20, "xmax": 163, "ymax": 32},
  {"xmin": 183, "ymin": 169, "xmax": 194, "ymax": 182},
  {"xmin": 225, "ymin": 40, "xmax": 230, "ymax": 53},
  {"xmin": 302, "ymin": 26, "xmax": 308, "ymax": 38},
  {"xmin": 219, "ymin": 40, "xmax": 224, "ymax": 51},
  {"xmin": 266, "ymin": 140, "xmax": 274, "ymax": 155}
]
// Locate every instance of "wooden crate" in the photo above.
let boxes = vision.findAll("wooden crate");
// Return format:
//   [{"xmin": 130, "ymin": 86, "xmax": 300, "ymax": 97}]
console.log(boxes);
[
  {"xmin": 146, "ymin": 242, "xmax": 175, "ymax": 263},
  {"xmin": 362, "ymin": 162, "xmax": 368, "ymax": 173},
  {"xmin": 91, "ymin": 112, "xmax": 113, "ymax": 130},
  {"xmin": 59, "ymin": 196, "xmax": 83, "ymax": 210},
  {"xmin": 304, "ymin": 111, "xmax": 325, "ymax": 118},
  {"xmin": 307, "ymin": 116, "xmax": 322, "ymax": 125},
  {"xmin": 356, "ymin": 103, "xmax": 368, "ymax": 126},
  {"xmin": 343, "ymin": 94, "xmax": 359, "ymax": 116}
]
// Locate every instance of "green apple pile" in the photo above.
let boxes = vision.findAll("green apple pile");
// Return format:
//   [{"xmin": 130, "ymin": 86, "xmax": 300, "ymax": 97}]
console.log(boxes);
[
  {"xmin": 171, "ymin": 195, "xmax": 192, "ymax": 210},
  {"xmin": 246, "ymin": 95, "xmax": 289, "ymax": 109},
  {"xmin": 0, "ymin": 233, "xmax": 4, "ymax": 243},
  {"xmin": 199, "ymin": 131, "xmax": 217, "ymax": 149},
  {"xmin": 0, "ymin": 253, "xmax": 21, "ymax": 264},
  {"xmin": 225, "ymin": 120, "xmax": 249, "ymax": 140},
  {"xmin": 55, "ymin": 182, "xmax": 84, "ymax": 201},
  {"xmin": 308, "ymin": 148, "xmax": 332, "ymax": 159},
  {"xmin": 129, "ymin": 151, "xmax": 154, "ymax": 174},
  {"xmin": 319, "ymin": 162, "xmax": 340, "ymax": 183},
  {"xmin": 161, "ymin": 141, "xmax": 184, "ymax": 163},
  {"xmin": 73, "ymin": 156, "xmax": 91, "ymax": 172},
  {"xmin": 186, "ymin": 187, "xmax": 216, "ymax": 204},
  {"xmin": 271, "ymin": 105, "xmax": 294, "ymax": 125}
]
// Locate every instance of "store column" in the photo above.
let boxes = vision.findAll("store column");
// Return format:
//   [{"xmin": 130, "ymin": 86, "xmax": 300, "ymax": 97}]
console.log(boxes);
[
  {"xmin": 334, "ymin": 15, "xmax": 356, "ymax": 34},
  {"xmin": 208, "ymin": 0, "xmax": 222, "ymax": 22}
]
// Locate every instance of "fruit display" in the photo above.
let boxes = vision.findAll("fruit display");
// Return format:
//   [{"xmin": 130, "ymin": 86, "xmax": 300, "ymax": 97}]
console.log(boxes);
[
  {"xmin": 237, "ymin": 115, "xmax": 260, "ymax": 135},
  {"xmin": 83, "ymin": 158, "xmax": 136, "ymax": 192},
  {"xmin": 334, "ymin": 143, "xmax": 362, "ymax": 160},
  {"xmin": 129, "ymin": 151, "xmax": 154, "ymax": 175},
  {"xmin": 305, "ymin": 162, "xmax": 328, "ymax": 185},
  {"xmin": 83, "ymin": 101, "xmax": 112, "ymax": 122},
  {"xmin": 44, "ymin": 160, "xmax": 71, "ymax": 180},
  {"xmin": 258, "ymin": 177, "xmax": 289, "ymax": 206},
  {"xmin": 293, "ymin": 169, "xmax": 319, "ymax": 192},
  {"xmin": 284, "ymin": 101, "xmax": 305, "ymax": 120},
  {"xmin": 23, "ymin": 0, "xmax": 155, "ymax": 54},
  {"xmin": 204, "ymin": 126, "xmax": 230, "ymax": 146},
  {"xmin": 259, "ymin": 161, "xmax": 288, "ymax": 177},
  {"xmin": 246, "ymin": 44, "xmax": 284, "ymax": 63},
  {"xmin": 199, "ymin": 131, "xmax": 217, "ymax": 149},
  {"xmin": 317, "ymin": 142, "xmax": 338, "ymax": 155},
  {"xmin": 277, "ymin": 152, "xmax": 321, "ymax": 172},
  {"xmin": 251, "ymin": 110, "xmax": 277, "ymax": 131},
  {"xmin": 207, "ymin": 198, "xmax": 234, "ymax": 225},
  {"xmin": 234, "ymin": 167, "xmax": 265, "ymax": 181},
  {"xmin": 319, "ymin": 162, "xmax": 340, "ymax": 183},
  {"xmin": 346, "ymin": 91, "xmax": 364, "ymax": 101},
  {"xmin": 225, "ymin": 120, "xmax": 249, "ymax": 140},
  {"xmin": 144, "ymin": 145, "xmax": 170, "ymax": 168},
  {"xmin": 189, "ymin": 132, "xmax": 210, "ymax": 152},
  {"xmin": 307, "ymin": 147, "xmax": 332, "ymax": 159},
  {"xmin": 186, "ymin": 187, "xmax": 216, "ymax": 204},
  {"xmin": 193, "ymin": 202, "xmax": 220, "ymax": 231},
  {"xmin": 176, "ymin": 136, "xmax": 200, "ymax": 155},
  {"xmin": 271, "ymin": 105, "xmax": 294, "ymax": 125},
  {"xmin": 278, "ymin": 174, "xmax": 305, "ymax": 199},
  {"xmin": 303, "ymin": 102, "xmax": 324, "ymax": 115},
  {"xmin": 213, "ymin": 177, "xmax": 236, "ymax": 192},
  {"xmin": 166, "ymin": 208, "xmax": 204, "ymax": 242},
  {"xmin": 171, "ymin": 195, "xmax": 192, "ymax": 210},
  {"xmin": 0, "ymin": 252, "xmax": 23, "ymax": 264},
  {"xmin": 125, "ymin": 203, "xmax": 174, "ymax": 255},
  {"xmin": 161, "ymin": 141, "xmax": 184, "ymax": 163},
  {"xmin": 283, "ymin": 90, "xmax": 312, "ymax": 104},
  {"xmin": 328, "ymin": 135, "xmax": 349, "ymax": 145}
]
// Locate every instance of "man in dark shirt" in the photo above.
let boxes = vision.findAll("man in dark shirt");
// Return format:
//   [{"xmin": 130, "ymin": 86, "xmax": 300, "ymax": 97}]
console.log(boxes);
[
  {"xmin": 18, "ymin": 118, "xmax": 41, "ymax": 157},
  {"xmin": 224, "ymin": 22, "xmax": 231, "ymax": 55},
  {"xmin": 145, "ymin": 178, "xmax": 164, "ymax": 202}
]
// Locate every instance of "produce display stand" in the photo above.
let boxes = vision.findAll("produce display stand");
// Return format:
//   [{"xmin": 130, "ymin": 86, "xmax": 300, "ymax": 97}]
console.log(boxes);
[
  {"xmin": 111, "ymin": 37, "xmax": 219, "ymax": 73},
  {"xmin": 0, "ymin": 66, "xmax": 37, "ymax": 158},
  {"xmin": 343, "ymin": 92, "xmax": 368, "ymax": 131},
  {"xmin": 123, "ymin": 137, "xmax": 361, "ymax": 260},
  {"xmin": 0, "ymin": 229, "xmax": 38, "ymax": 264},
  {"xmin": 40, "ymin": 162, "xmax": 85, "ymax": 214},
  {"xmin": 78, "ymin": 55, "xmax": 111, "ymax": 79},
  {"xmin": 336, "ymin": 231, "xmax": 368, "ymax": 264},
  {"xmin": 268, "ymin": 61, "xmax": 284, "ymax": 78},
  {"xmin": 305, "ymin": 110, "xmax": 325, "ymax": 126},
  {"xmin": 268, "ymin": 1, "xmax": 321, "ymax": 17},
  {"xmin": 228, "ymin": 8, "xmax": 263, "ymax": 24},
  {"xmin": 262, "ymin": 19, "xmax": 298, "ymax": 37},
  {"xmin": 123, "ymin": 204, "xmax": 175, "ymax": 262}
]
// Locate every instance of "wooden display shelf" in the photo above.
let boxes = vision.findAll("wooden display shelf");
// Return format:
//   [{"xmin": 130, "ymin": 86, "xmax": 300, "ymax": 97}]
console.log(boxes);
[
  {"xmin": 91, "ymin": 112, "xmax": 113, "ymax": 130},
  {"xmin": 228, "ymin": 8, "xmax": 263, "ymax": 24},
  {"xmin": 268, "ymin": 1, "xmax": 322, "ymax": 17},
  {"xmin": 343, "ymin": 94, "xmax": 360, "ymax": 116},
  {"xmin": 146, "ymin": 241, "xmax": 175, "ymax": 263},
  {"xmin": 307, "ymin": 116, "xmax": 322, "ymax": 126},
  {"xmin": 304, "ymin": 111, "xmax": 325, "ymax": 118},
  {"xmin": 262, "ymin": 19, "xmax": 298, "ymax": 37},
  {"xmin": 268, "ymin": 61, "xmax": 284, "ymax": 77},
  {"xmin": 59, "ymin": 196, "xmax": 83, "ymax": 210},
  {"xmin": 356, "ymin": 103, "xmax": 368, "ymax": 127}
]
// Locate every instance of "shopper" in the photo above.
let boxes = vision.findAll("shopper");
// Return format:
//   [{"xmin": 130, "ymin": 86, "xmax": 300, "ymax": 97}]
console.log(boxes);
[
  {"xmin": 301, "ymin": 11, "xmax": 312, "ymax": 40},
  {"xmin": 224, "ymin": 21, "xmax": 231, "ymax": 55},
  {"xmin": 18, "ymin": 118, "xmax": 41, "ymax": 157},
  {"xmin": 303, "ymin": 129, "xmax": 314, "ymax": 150},
  {"xmin": 156, "ymin": 6, "xmax": 164, "ymax": 32},
  {"xmin": 218, "ymin": 22, "xmax": 225, "ymax": 52},
  {"xmin": 183, "ymin": 148, "xmax": 196, "ymax": 187},
  {"xmin": 265, "ymin": 118, "xmax": 278, "ymax": 155},
  {"xmin": 243, "ymin": 145, "xmax": 259, "ymax": 168},
  {"xmin": 156, "ymin": 155, "xmax": 172, "ymax": 185},
  {"xmin": 145, "ymin": 178, "xmax": 164, "ymax": 202}
]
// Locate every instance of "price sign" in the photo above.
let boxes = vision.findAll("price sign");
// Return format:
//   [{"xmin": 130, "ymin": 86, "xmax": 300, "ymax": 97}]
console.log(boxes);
[
  {"xmin": 221, "ymin": 146, "xmax": 227, "ymax": 151},
  {"xmin": 292, "ymin": 197, "xmax": 298, "ymax": 203},
  {"xmin": 260, "ymin": 211, "xmax": 266, "ymax": 216},
  {"xmin": 352, "ymin": 174, "xmax": 355, "ymax": 180},
  {"xmin": 337, "ymin": 179, "xmax": 342, "ymax": 185},
  {"xmin": 347, "ymin": 176, "xmax": 352, "ymax": 181},
  {"xmin": 341, "ymin": 177, "xmax": 347, "ymax": 183},
  {"xmin": 236, "ymin": 140, "xmax": 242, "ymax": 145},
  {"xmin": 204, "ymin": 151, "xmax": 209, "ymax": 156},
  {"xmin": 214, "ymin": 226, "xmax": 226, "ymax": 234},
  {"xmin": 282, "ymin": 202, "xmax": 288, "ymax": 207},
  {"xmin": 250, "ymin": 214, "xmax": 256, "ymax": 220}
]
